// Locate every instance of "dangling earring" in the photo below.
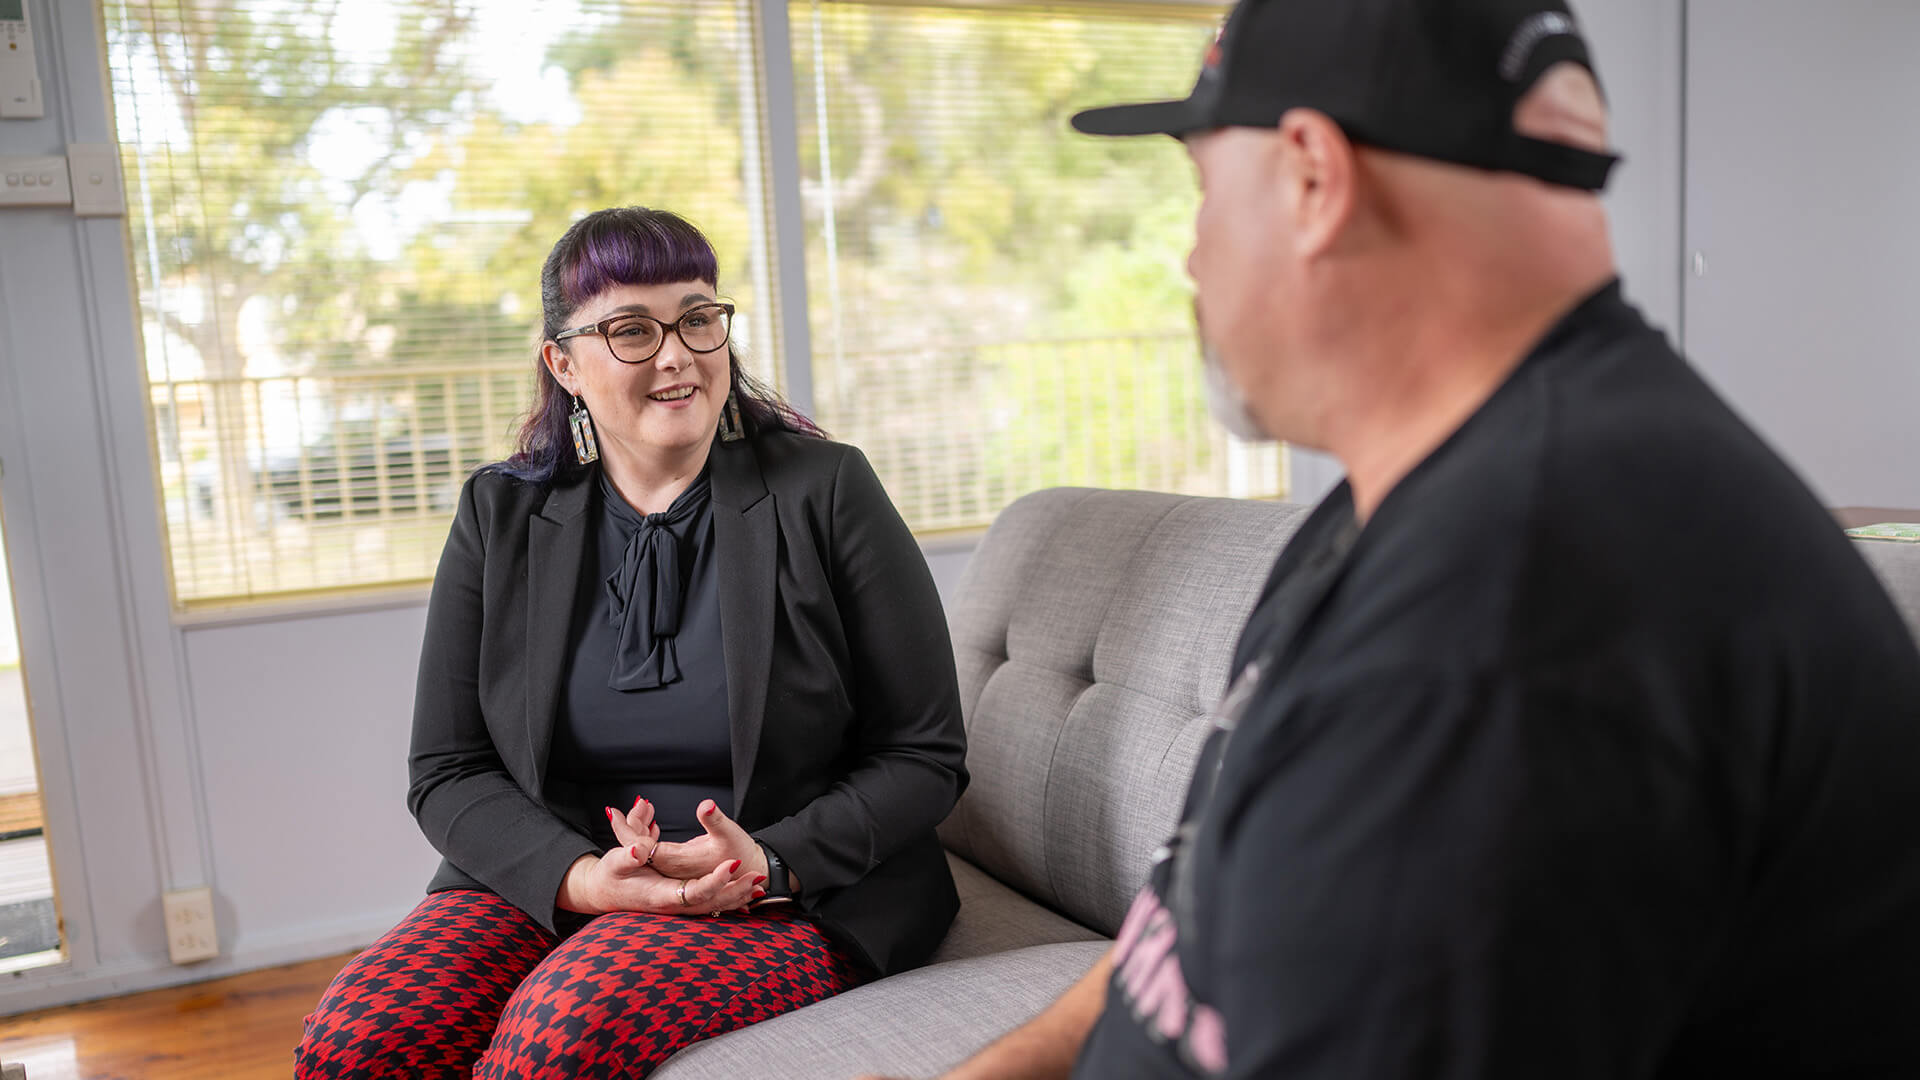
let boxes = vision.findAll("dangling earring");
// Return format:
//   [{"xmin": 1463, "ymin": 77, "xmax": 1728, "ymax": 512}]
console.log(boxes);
[
  {"xmin": 569, "ymin": 394, "xmax": 600, "ymax": 464},
  {"xmin": 718, "ymin": 388, "xmax": 746, "ymax": 443}
]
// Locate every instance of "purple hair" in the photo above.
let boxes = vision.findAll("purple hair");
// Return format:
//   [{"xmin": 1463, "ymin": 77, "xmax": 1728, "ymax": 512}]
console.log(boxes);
[{"xmin": 497, "ymin": 206, "xmax": 822, "ymax": 485}]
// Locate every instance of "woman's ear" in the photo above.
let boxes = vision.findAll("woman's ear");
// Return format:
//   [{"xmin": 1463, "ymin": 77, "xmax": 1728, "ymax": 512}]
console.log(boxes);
[{"xmin": 542, "ymin": 340, "xmax": 575, "ymax": 396}]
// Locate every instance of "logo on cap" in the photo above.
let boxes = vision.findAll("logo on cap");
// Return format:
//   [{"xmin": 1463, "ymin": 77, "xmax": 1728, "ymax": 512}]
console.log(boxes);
[
  {"xmin": 1192, "ymin": 18, "xmax": 1227, "ymax": 91},
  {"xmin": 1500, "ymin": 12, "xmax": 1580, "ymax": 81}
]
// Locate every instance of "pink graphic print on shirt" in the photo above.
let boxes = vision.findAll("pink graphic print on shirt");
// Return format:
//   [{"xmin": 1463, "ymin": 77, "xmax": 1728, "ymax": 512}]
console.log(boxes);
[{"xmin": 1109, "ymin": 884, "xmax": 1228, "ymax": 1074}]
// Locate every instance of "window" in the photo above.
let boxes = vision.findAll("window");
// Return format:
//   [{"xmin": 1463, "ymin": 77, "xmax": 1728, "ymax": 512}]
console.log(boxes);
[
  {"xmin": 105, "ymin": 0, "xmax": 1278, "ymax": 609},
  {"xmin": 795, "ymin": 1, "xmax": 1283, "ymax": 533},
  {"xmin": 106, "ymin": 0, "xmax": 782, "ymax": 605}
]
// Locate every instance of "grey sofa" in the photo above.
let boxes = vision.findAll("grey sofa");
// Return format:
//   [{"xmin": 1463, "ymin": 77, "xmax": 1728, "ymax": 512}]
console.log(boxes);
[{"xmin": 658, "ymin": 487, "xmax": 1920, "ymax": 1080}]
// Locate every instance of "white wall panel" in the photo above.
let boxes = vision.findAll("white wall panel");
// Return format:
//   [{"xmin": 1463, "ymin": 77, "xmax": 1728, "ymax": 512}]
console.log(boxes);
[{"xmin": 184, "ymin": 606, "xmax": 440, "ymax": 954}]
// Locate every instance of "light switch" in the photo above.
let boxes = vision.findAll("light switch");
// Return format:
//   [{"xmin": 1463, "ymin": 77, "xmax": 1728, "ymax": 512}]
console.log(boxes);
[
  {"xmin": 66, "ymin": 142, "xmax": 125, "ymax": 216},
  {"xmin": 0, "ymin": 152, "xmax": 67, "ymax": 206}
]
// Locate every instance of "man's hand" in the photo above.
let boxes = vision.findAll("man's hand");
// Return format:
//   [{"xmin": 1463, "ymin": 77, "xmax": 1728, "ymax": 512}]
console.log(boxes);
[{"xmin": 847, "ymin": 950, "xmax": 1113, "ymax": 1080}]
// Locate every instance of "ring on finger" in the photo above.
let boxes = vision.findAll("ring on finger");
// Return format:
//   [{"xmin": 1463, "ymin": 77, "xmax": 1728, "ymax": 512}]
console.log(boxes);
[
  {"xmin": 642, "ymin": 843, "xmax": 659, "ymax": 868},
  {"xmin": 678, "ymin": 881, "xmax": 690, "ymax": 907}
]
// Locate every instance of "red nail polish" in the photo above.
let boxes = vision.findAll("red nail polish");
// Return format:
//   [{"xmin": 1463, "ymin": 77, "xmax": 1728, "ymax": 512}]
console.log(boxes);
[
  {"xmin": 633, "ymin": 796, "xmax": 644, "ymax": 811},
  {"xmin": 752, "ymin": 889, "xmax": 766, "ymax": 899},
  {"xmin": 753, "ymin": 875, "xmax": 767, "ymax": 885},
  {"xmin": 605, "ymin": 806, "xmax": 616, "ymax": 820},
  {"xmin": 631, "ymin": 846, "xmax": 642, "ymax": 860},
  {"xmin": 728, "ymin": 860, "xmax": 742, "ymax": 873}
]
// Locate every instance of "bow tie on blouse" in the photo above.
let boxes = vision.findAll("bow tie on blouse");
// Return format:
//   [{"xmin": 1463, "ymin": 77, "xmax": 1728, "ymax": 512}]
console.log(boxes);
[{"xmin": 601, "ymin": 469, "xmax": 711, "ymax": 691}]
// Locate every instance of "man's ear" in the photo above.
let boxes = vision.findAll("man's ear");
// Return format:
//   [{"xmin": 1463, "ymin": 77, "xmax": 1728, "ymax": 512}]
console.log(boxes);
[{"xmin": 1277, "ymin": 108, "xmax": 1360, "ymax": 259}]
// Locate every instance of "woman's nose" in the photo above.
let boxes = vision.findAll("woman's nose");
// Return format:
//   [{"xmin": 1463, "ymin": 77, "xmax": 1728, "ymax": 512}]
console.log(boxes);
[{"xmin": 654, "ymin": 337, "xmax": 690, "ymax": 371}]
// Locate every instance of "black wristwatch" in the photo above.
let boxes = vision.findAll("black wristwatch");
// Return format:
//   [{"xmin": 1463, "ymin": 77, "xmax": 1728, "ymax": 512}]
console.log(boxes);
[{"xmin": 757, "ymin": 841, "xmax": 794, "ymax": 904}]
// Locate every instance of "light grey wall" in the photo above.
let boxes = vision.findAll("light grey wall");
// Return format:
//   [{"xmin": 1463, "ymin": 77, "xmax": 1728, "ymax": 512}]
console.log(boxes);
[
  {"xmin": 922, "ymin": 542, "xmax": 976, "ymax": 612},
  {"xmin": 1683, "ymin": 0, "xmax": 1920, "ymax": 509},
  {"xmin": 1583, "ymin": 0, "xmax": 1685, "ymax": 339},
  {"xmin": 182, "ymin": 607, "xmax": 440, "ymax": 958}
]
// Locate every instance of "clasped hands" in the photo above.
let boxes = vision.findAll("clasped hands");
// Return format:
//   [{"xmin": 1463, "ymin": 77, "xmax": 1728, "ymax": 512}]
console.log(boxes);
[{"xmin": 559, "ymin": 797, "xmax": 769, "ymax": 918}]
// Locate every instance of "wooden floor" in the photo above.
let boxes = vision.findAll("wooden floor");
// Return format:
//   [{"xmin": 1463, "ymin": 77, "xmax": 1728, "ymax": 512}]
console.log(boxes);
[
  {"xmin": 0, "ymin": 952, "xmax": 352, "ymax": 1079},
  {"xmin": 0, "ymin": 794, "xmax": 42, "ymax": 837}
]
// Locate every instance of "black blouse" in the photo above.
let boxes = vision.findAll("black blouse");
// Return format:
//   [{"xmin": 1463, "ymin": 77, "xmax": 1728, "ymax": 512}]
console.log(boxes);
[{"xmin": 546, "ymin": 466, "xmax": 733, "ymax": 844}]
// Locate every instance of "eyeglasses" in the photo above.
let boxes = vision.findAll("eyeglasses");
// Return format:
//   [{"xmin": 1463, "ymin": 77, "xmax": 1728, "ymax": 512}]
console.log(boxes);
[{"xmin": 552, "ymin": 301, "xmax": 735, "ymax": 365}]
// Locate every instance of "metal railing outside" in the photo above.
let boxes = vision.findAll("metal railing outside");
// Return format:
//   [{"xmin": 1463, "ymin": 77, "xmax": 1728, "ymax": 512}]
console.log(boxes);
[{"xmin": 151, "ymin": 331, "xmax": 1283, "ymax": 603}]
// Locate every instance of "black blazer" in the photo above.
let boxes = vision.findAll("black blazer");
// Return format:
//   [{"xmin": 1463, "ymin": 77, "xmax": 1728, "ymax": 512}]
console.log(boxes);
[{"xmin": 407, "ymin": 431, "xmax": 969, "ymax": 975}]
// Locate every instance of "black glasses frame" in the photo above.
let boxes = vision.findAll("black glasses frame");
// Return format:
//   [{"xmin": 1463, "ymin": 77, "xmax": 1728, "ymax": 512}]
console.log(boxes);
[{"xmin": 552, "ymin": 301, "xmax": 736, "ymax": 365}]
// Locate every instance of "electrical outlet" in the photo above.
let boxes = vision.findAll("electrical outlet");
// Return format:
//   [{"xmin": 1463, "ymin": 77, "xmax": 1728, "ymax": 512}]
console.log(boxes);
[{"xmin": 162, "ymin": 886, "xmax": 219, "ymax": 964}]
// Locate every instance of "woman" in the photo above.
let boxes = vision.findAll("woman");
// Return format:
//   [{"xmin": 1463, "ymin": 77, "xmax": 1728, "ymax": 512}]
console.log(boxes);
[{"xmin": 296, "ymin": 207, "xmax": 968, "ymax": 1078}]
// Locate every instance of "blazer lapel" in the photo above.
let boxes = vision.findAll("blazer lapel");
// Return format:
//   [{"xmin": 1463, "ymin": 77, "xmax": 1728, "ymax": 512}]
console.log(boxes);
[
  {"xmin": 711, "ymin": 437, "xmax": 776, "ymax": 818},
  {"xmin": 525, "ymin": 470, "xmax": 593, "ymax": 797}
]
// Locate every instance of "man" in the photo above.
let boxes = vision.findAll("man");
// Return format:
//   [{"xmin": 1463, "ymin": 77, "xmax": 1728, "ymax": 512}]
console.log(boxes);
[{"xmin": 866, "ymin": 0, "xmax": 1920, "ymax": 1077}]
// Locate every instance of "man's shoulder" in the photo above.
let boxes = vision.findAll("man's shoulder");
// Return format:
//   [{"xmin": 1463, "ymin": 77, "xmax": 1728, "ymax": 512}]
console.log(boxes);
[
  {"xmin": 1520, "ymin": 320, "xmax": 1877, "ymax": 633},
  {"xmin": 1311, "ymin": 302, "xmax": 1866, "ymax": 674}
]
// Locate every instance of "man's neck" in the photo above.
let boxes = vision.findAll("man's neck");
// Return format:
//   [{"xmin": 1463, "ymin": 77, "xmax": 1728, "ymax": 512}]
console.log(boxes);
[{"xmin": 1323, "ymin": 270, "xmax": 1612, "ymax": 523}]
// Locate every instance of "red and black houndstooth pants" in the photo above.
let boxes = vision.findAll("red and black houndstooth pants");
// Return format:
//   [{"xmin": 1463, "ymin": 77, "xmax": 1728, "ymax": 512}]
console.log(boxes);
[{"xmin": 294, "ymin": 889, "xmax": 865, "ymax": 1078}]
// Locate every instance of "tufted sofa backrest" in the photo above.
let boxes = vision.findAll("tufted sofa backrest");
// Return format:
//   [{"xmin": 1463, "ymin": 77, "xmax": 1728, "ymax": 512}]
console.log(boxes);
[
  {"xmin": 936, "ymin": 490, "xmax": 1920, "ymax": 938},
  {"xmin": 937, "ymin": 488, "xmax": 1311, "ymax": 935}
]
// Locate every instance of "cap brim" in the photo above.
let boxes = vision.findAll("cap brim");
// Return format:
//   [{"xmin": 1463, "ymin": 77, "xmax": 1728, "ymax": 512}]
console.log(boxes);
[{"xmin": 1070, "ymin": 97, "xmax": 1209, "ymax": 138}]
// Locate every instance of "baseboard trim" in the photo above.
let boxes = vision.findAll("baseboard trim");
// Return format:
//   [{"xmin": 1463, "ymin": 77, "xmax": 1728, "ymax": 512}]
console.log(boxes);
[{"xmin": 0, "ymin": 904, "xmax": 411, "ymax": 1016}]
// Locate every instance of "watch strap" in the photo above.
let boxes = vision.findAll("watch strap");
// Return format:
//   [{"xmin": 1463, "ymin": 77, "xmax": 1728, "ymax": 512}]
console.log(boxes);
[{"xmin": 758, "ymin": 841, "xmax": 792, "ymax": 899}]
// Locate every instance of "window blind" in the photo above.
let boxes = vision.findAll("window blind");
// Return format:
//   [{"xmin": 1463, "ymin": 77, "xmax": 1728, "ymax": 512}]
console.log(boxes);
[
  {"xmin": 793, "ymin": 0, "xmax": 1284, "ymax": 535},
  {"xmin": 104, "ymin": 0, "xmax": 782, "ymax": 606}
]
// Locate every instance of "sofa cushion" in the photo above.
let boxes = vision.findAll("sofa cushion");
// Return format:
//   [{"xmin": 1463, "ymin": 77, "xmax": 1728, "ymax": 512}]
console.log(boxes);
[
  {"xmin": 939, "ymin": 489, "xmax": 1311, "ymax": 935},
  {"xmin": 930, "ymin": 851, "xmax": 1104, "ymax": 964},
  {"xmin": 654, "ymin": 940, "xmax": 1111, "ymax": 1080},
  {"xmin": 1855, "ymin": 537, "xmax": 1920, "ymax": 644}
]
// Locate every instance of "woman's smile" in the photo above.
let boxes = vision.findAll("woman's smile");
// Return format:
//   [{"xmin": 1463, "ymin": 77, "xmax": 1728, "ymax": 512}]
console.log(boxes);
[{"xmin": 648, "ymin": 383, "xmax": 698, "ymax": 405}]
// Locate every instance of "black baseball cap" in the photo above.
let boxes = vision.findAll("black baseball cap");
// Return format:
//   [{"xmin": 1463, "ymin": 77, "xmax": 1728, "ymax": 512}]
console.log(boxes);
[{"xmin": 1071, "ymin": 0, "xmax": 1621, "ymax": 191}]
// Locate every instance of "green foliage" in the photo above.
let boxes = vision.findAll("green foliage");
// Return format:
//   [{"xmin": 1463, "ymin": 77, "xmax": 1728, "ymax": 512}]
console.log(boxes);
[
  {"xmin": 111, "ymin": 0, "xmax": 480, "ymax": 374},
  {"xmin": 784, "ymin": 5, "xmax": 1218, "ymax": 509},
  {"xmin": 986, "ymin": 192, "xmax": 1206, "ymax": 497},
  {"xmin": 791, "ymin": 5, "xmax": 1209, "ymax": 331},
  {"xmin": 404, "ymin": 40, "xmax": 755, "ymax": 326}
]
